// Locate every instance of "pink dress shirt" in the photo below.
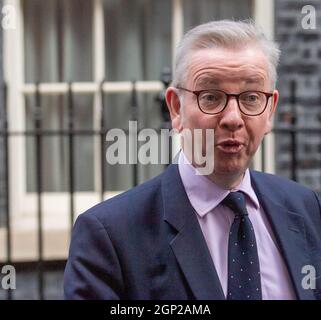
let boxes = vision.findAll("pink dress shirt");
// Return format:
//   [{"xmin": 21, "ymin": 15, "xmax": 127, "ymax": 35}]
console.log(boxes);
[{"xmin": 178, "ymin": 151, "xmax": 296, "ymax": 299}]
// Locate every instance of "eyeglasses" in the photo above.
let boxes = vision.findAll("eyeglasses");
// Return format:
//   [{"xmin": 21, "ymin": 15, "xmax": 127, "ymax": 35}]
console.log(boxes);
[{"xmin": 177, "ymin": 87, "xmax": 273, "ymax": 116}]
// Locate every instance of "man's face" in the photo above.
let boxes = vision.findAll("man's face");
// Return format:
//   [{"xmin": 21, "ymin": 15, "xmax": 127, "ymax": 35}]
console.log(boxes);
[{"xmin": 166, "ymin": 46, "xmax": 279, "ymax": 181}]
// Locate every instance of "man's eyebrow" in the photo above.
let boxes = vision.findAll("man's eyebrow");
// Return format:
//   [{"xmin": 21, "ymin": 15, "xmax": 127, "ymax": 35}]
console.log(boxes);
[
  {"xmin": 244, "ymin": 78, "xmax": 265, "ymax": 85},
  {"xmin": 196, "ymin": 78, "xmax": 220, "ymax": 87}
]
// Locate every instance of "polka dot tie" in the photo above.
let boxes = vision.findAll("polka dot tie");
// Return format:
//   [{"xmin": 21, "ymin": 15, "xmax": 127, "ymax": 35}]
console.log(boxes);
[{"xmin": 222, "ymin": 191, "xmax": 262, "ymax": 300}]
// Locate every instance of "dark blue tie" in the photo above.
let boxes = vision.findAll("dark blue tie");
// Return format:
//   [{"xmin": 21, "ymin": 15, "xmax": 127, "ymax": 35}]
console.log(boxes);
[{"xmin": 222, "ymin": 191, "xmax": 262, "ymax": 300}]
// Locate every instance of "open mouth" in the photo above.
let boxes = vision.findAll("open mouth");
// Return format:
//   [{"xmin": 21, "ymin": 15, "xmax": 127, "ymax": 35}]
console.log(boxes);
[{"xmin": 216, "ymin": 140, "xmax": 244, "ymax": 154}]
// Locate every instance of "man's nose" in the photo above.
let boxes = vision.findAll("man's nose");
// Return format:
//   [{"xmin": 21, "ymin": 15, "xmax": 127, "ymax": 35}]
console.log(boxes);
[{"xmin": 218, "ymin": 97, "xmax": 244, "ymax": 131}]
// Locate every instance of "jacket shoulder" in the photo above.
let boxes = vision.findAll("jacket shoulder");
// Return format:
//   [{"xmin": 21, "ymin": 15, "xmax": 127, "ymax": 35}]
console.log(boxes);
[
  {"xmin": 77, "ymin": 170, "xmax": 165, "ymax": 227},
  {"xmin": 250, "ymin": 170, "xmax": 321, "ymax": 212},
  {"xmin": 251, "ymin": 170, "xmax": 314, "ymax": 194}
]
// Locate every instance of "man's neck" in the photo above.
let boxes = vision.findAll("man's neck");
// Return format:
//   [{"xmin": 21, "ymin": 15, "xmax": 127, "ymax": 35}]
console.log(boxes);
[
  {"xmin": 180, "ymin": 149, "xmax": 246, "ymax": 190},
  {"xmin": 206, "ymin": 171, "xmax": 245, "ymax": 190}
]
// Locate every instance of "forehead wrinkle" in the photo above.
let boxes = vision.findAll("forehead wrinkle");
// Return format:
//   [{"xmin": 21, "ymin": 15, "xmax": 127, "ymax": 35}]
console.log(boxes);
[
  {"xmin": 196, "ymin": 75, "xmax": 265, "ymax": 86},
  {"xmin": 192, "ymin": 67, "xmax": 267, "ymax": 89},
  {"xmin": 196, "ymin": 77, "xmax": 220, "ymax": 87}
]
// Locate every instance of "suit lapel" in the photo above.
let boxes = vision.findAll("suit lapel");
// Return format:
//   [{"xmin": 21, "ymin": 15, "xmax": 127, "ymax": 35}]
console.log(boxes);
[
  {"xmin": 162, "ymin": 164, "xmax": 225, "ymax": 300},
  {"xmin": 251, "ymin": 171, "xmax": 315, "ymax": 300}
]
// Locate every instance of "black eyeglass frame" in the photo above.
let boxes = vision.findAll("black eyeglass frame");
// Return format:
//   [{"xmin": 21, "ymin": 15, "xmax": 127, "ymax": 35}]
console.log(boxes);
[{"xmin": 176, "ymin": 87, "xmax": 274, "ymax": 116}]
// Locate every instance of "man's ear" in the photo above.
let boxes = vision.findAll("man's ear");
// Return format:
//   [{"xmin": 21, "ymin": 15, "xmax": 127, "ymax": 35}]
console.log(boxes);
[
  {"xmin": 165, "ymin": 87, "xmax": 183, "ymax": 132},
  {"xmin": 265, "ymin": 89, "xmax": 279, "ymax": 135}
]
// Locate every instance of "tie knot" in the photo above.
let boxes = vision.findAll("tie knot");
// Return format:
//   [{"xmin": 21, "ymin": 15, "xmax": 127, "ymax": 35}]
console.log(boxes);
[{"xmin": 222, "ymin": 191, "xmax": 248, "ymax": 217}]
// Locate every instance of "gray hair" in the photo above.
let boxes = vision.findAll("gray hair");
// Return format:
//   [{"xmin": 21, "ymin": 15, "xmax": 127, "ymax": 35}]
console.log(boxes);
[{"xmin": 173, "ymin": 19, "xmax": 280, "ymax": 89}]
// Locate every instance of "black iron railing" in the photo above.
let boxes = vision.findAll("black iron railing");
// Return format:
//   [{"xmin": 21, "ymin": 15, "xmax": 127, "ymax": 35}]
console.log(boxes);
[{"xmin": 0, "ymin": 79, "xmax": 320, "ymax": 299}]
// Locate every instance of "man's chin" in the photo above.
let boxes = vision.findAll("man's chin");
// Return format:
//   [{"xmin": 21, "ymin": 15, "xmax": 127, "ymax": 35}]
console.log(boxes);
[{"xmin": 213, "ymin": 164, "xmax": 246, "ymax": 177}]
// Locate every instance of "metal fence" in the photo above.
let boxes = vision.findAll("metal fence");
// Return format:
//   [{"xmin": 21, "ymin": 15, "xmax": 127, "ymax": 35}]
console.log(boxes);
[{"xmin": 0, "ymin": 78, "xmax": 320, "ymax": 300}]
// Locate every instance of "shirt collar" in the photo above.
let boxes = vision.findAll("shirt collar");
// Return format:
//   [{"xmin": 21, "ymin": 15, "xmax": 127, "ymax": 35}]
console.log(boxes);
[{"xmin": 178, "ymin": 151, "xmax": 260, "ymax": 218}]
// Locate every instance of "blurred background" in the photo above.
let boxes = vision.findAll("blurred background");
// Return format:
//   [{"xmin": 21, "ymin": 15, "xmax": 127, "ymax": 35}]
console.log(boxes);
[{"xmin": 0, "ymin": 0, "xmax": 320, "ymax": 300}]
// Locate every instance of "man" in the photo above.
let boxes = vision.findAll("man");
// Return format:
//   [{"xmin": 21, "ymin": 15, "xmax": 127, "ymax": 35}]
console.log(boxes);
[{"xmin": 64, "ymin": 20, "xmax": 321, "ymax": 300}]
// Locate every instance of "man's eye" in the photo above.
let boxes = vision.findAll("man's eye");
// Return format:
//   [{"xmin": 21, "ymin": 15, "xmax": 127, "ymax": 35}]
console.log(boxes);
[
  {"xmin": 200, "ymin": 92, "xmax": 222, "ymax": 103},
  {"xmin": 242, "ymin": 93, "xmax": 260, "ymax": 103},
  {"xmin": 203, "ymin": 94, "xmax": 216, "ymax": 101}
]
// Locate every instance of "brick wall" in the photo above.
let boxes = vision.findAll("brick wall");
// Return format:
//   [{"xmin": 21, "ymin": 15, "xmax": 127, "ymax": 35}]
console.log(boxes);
[{"xmin": 275, "ymin": 0, "xmax": 321, "ymax": 194}]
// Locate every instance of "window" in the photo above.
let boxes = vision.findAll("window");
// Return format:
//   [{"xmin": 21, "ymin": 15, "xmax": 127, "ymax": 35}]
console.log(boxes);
[{"xmin": 4, "ymin": 0, "xmax": 274, "ymax": 261}]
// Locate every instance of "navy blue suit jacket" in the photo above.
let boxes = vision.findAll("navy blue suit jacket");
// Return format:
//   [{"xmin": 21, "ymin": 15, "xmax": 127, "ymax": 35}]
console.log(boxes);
[{"xmin": 64, "ymin": 164, "xmax": 321, "ymax": 300}]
